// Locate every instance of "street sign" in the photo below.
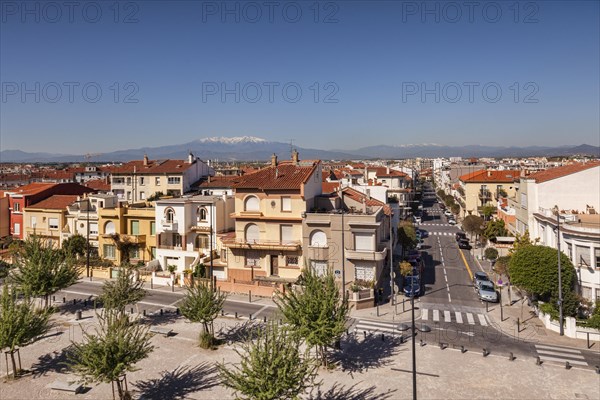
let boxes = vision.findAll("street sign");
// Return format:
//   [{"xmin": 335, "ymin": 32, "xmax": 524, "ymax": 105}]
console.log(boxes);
[
  {"xmin": 497, "ymin": 278, "xmax": 503, "ymax": 286},
  {"xmin": 334, "ymin": 270, "xmax": 341, "ymax": 278}
]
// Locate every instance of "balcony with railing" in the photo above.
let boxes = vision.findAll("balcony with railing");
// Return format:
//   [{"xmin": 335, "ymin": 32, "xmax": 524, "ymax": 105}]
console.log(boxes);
[
  {"xmin": 345, "ymin": 244, "xmax": 388, "ymax": 261},
  {"xmin": 221, "ymin": 237, "xmax": 301, "ymax": 251},
  {"xmin": 479, "ymin": 189, "xmax": 492, "ymax": 202},
  {"xmin": 161, "ymin": 219, "xmax": 178, "ymax": 231},
  {"xmin": 120, "ymin": 234, "xmax": 146, "ymax": 244}
]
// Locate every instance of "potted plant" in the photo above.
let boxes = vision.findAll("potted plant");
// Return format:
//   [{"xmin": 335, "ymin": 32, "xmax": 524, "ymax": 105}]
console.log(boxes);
[{"xmin": 183, "ymin": 268, "xmax": 193, "ymax": 286}]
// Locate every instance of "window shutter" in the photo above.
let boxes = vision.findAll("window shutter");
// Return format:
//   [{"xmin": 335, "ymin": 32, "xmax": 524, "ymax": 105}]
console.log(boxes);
[
  {"xmin": 355, "ymin": 232, "xmax": 373, "ymax": 251},
  {"xmin": 281, "ymin": 225, "xmax": 293, "ymax": 244}
]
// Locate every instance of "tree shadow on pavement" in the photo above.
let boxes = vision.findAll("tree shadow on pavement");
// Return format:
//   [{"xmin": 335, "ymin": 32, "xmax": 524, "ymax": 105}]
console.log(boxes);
[
  {"xmin": 31, "ymin": 345, "xmax": 75, "ymax": 378},
  {"xmin": 332, "ymin": 333, "xmax": 406, "ymax": 374},
  {"xmin": 133, "ymin": 362, "xmax": 220, "ymax": 400},
  {"xmin": 216, "ymin": 319, "xmax": 265, "ymax": 344},
  {"xmin": 309, "ymin": 382, "xmax": 397, "ymax": 400}
]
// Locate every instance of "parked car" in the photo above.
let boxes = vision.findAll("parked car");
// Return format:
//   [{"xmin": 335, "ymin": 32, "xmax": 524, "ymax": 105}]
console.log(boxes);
[
  {"xmin": 448, "ymin": 218, "xmax": 457, "ymax": 226},
  {"xmin": 473, "ymin": 271, "xmax": 492, "ymax": 288},
  {"xmin": 414, "ymin": 216, "xmax": 422, "ymax": 224},
  {"xmin": 403, "ymin": 275, "xmax": 421, "ymax": 297},
  {"xmin": 455, "ymin": 232, "xmax": 467, "ymax": 242},
  {"xmin": 417, "ymin": 229, "xmax": 429, "ymax": 238},
  {"xmin": 444, "ymin": 209, "xmax": 453, "ymax": 217},
  {"xmin": 458, "ymin": 240, "xmax": 471, "ymax": 249},
  {"xmin": 478, "ymin": 282, "xmax": 498, "ymax": 302}
]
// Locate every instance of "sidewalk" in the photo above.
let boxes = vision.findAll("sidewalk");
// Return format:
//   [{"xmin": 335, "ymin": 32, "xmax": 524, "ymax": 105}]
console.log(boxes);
[{"xmin": 471, "ymin": 253, "xmax": 600, "ymax": 351}]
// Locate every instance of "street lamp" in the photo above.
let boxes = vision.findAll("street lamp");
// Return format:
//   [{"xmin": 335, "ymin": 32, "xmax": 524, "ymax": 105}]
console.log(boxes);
[
  {"xmin": 553, "ymin": 205, "xmax": 564, "ymax": 336},
  {"xmin": 399, "ymin": 293, "xmax": 431, "ymax": 400}
]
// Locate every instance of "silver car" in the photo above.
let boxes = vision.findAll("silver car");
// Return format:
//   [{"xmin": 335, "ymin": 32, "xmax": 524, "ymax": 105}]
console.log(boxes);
[{"xmin": 478, "ymin": 282, "xmax": 498, "ymax": 302}]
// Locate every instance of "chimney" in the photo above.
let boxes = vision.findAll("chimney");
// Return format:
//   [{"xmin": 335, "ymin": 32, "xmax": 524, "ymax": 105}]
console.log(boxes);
[
  {"xmin": 362, "ymin": 197, "xmax": 367, "ymax": 213},
  {"xmin": 487, "ymin": 170, "xmax": 492, "ymax": 178},
  {"xmin": 292, "ymin": 149, "xmax": 299, "ymax": 164},
  {"xmin": 386, "ymin": 166, "xmax": 390, "ymax": 174},
  {"xmin": 271, "ymin": 153, "xmax": 278, "ymax": 167},
  {"xmin": 188, "ymin": 152, "xmax": 194, "ymax": 164},
  {"xmin": 143, "ymin": 154, "xmax": 149, "ymax": 166}
]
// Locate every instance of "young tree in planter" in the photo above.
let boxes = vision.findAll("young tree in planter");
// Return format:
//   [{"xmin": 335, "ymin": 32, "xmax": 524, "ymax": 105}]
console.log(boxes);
[
  {"xmin": 109, "ymin": 234, "xmax": 139, "ymax": 266},
  {"xmin": 179, "ymin": 282, "xmax": 227, "ymax": 349},
  {"xmin": 62, "ymin": 234, "xmax": 88, "ymax": 258},
  {"xmin": 397, "ymin": 221, "xmax": 417, "ymax": 255},
  {"xmin": 399, "ymin": 261, "xmax": 413, "ymax": 290},
  {"xmin": 219, "ymin": 321, "xmax": 319, "ymax": 400},
  {"xmin": 10, "ymin": 236, "xmax": 79, "ymax": 309},
  {"xmin": 275, "ymin": 268, "xmax": 349, "ymax": 368},
  {"xmin": 70, "ymin": 309, "xmax": 154, "ymax": 400},
  {"xmin": 0, "ymin": 285, "xmax": 50, "ymax": 378},
  {"xmin": 484, "ymin": 247, "xmax": 499, "ymax": 261},
  {"xmin": 98, "ymin": 266, "xmax": 146, "ymax": 314},
  {"xmin": 483, "ymin": 219, "xmax": 508, "ymax": 242},
  {"xmin": 462, "ymin": 215, "xmax": 484, "ymax": 239}
]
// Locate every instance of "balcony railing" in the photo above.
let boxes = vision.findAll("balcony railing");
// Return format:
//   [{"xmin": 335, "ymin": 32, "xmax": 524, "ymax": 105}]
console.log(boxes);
[
  {"xmin": 345, "ymin": 245, "xmax": 387, "ymax": 261},
  {"xmin": 161, "ymin": 220, "xmax": 178, "ymax": 231},
  {"xmin": 479, "ymin": 190, "xmax": 492, "ymax": 201},
  {"xmin": 222, "ymin": 238, "xmax": 301, "ymax": 251},
  {"xmin": 120, "ymin": 234, "xmax": 146, "ymax": 244}
]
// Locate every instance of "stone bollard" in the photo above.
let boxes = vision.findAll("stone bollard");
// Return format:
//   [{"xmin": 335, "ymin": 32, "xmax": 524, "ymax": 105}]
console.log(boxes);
[
  {"xmin": 565, "ymin": 361, "xmax": 571, "ymax": 370},
  {"xmin": 439, "ymin": 342, "xmax": 447, "ymax": 350},
  {"xmin": 595, "ymin": 366, "xmax": 600, "ymax": 374},
  {"xmin": 509, "ymin": 352, "xmax": 515, "ymax": 361},
  {"xmin": 263, "ymin": 316, "xmax": 267, "ymax": 323},
  {"xmin": 63, "ymin": 297, "xmax": 66, "ymax": 303},
  {"xmin": 420, "ymin": 339, "xmax": 426, "ymax": 347},
  {"xmin": 381, "ymin": 333, "xmax": 384, "ymax": 342},
  {"xmin": 483, "ymin": 348, "xmax": 489, "ymax": 357},
  {"xmin": 176, "ymin": 308, "xmax": 180, "ymax": 315},
  {"xmin": 536, "ymin": 356, "xmax": 543, "ymax": 366},
  {"xmin": 76, "ymin": 310, "xmax": 82, "ymax": 320},
  {"xmin": 143, "ymin": 310, "xmax": 146, "ymax": 316},
  {"xmin": 461, "ymin": 345, "xmax": 467, "ymax": 353},
  {"xmin": 160, "ymin": 309, "xmax": 164, "ymax": 316},
  {"xmin": 235, "ymin": 312, "xmax": 238, "ymax": 319}
]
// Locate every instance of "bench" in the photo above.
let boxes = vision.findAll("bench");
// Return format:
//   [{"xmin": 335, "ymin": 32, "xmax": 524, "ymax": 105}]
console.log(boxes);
[
  {"xmin": 50, "ymin": 380, "xmax": 83, "ymax": 394},
  {"xmin": 150, "ymin": 326, "xmax": 173, "ymax": 337}
]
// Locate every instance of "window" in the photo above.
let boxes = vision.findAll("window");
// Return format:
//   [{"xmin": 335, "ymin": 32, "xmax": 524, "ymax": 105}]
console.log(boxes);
[
  {"xmin": 129, "ymin": 247, "xmax": 140, "ymax": 260},
  {"xmin": 113, "ymin": 177, "xmax": 125, "ymax": 185},
  {"xmin": 168, "ymin": 176, "xmax": 181, "ymax": 185},
  {"xmin": 127, "ymin": 177, "xmax": 132, "ymax": 186},
  {"xmin": 245, "ymin": 224, "xmax": 260, "ymax": 242},
  {"xmin": 140, "ymin": 191, "xmax": 146, "ymax": 200},
  {"xmin": 282, "ymin": 197, "xmax": 291, "ymax": 212},
  {"xmin": 131, "ymin": 220, "xmax": 140, "ymax": 235},
  {"xmin": 280, "ymin": 225, "xmax": 293, "ymax": 244},
  {"xmin": 595, "ymin": 248, "xmax": 600, "ymax": 268},
  {"xmin": 103, "ymin": 244, "xmax": 116, "ymax": 259},
  {"xmin": 221, "ymin": 248, "xmax": 228, "ymax": 261},
  {"xmin": 354, "ymin": 232, "xmax": 374, "ymax": 251},
  {"xmin": 155, "ymin": 177, "xmax": 161, "ymax": 185},
  {"xmin": 13, "ymin": 203, "xmax": 20, "ymax": 212},
  {"xmin": 196, "ymin": 234, "xmax": 209, "ymax": 249},
  {"xmin": 13, "ymin": 223, "xmax": 20, "ymax": 235},
  {"xmin": 286, "ymin": 255, "xmax": 299, "ymax": 267},
  {"xmin": 566, "ymin": 243, "xmax": 573, "ymax": 261},
  {"xmin": 104, "ymin": 221, "xmax": 116, "ymax": 235},
  {"xmin": 355, "ymin": 264, "xmax": 375, "ymax": 281},
  {"xmin": 520, "ymin": 193, "xmax": 527, "ymax": 209},
  {"xmin": 140, "ymin": 177, "xmax": 145, "ymax": 186},
  {"xmin": 311, "ymin": 260, "xmax": 328, "ymax": 277},
  {"xmin": 151, "ymin": 247, "xmax": 156, "ymax": 259},
  {"xmin": 244, "ymin": 196, "xmax": 260, "ymax": 212},
  {"xmin": 576, "ymin": 245, "xmax": 591, "ymax": 267},
  {"xmin": 246, "ymin": 252, "xmax": 260, "ymax": 267},
  {"xmin": 89, "ymin": 223, "xmax": 98, "ymax": 235},
  {"xmin": 150, "ymin": 221, "xmax": 156, "ymax": 236},
  {"xmin": 49, "ymin": 218, "xmax": 59, "ymax": 229},
  {"xmin": 198, "ymin": 207, "xmax": 207, "ymax": 221},
  {"xmin": 127, "ymin": 191, "xmax": 132, "ymax": 200},
  {"xmin": 31, "ymin": 216, "xmax": 37, "ymax": 228},
  {"xmin": 581, "ymin": 286, "xmax": 592, "ymax": 300},
  {"xmin": 310, "ymin": 230, "xmax": 327, "ymax": 247},
  {"xmin": 165, "ymin": 208, "xmax": 175, "ymax": 223}
]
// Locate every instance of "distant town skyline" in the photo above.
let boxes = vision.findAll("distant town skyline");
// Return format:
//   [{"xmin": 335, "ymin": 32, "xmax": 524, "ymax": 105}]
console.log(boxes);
[{"xmin": 1, "ymin": 1, "xmax": 599, "ymax": 153}]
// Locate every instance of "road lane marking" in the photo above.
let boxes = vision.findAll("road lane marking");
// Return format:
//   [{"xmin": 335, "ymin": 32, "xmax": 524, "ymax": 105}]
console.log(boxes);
[
  {"xmin": 535, "ymin": 344, "xmax": 584, "ymax": 354},
  {"xmin": 455, "ymin": 312, "xmax": 463, "ymax": 324},
  {"xmin": 422, "ymin": 308, "xmax": 429, "ymax": 320},
  {"xmin": 444, "ymin": 275, "xmax": 448, "ymax": 282},
  {"xmin": 535, "ymin": 355, "xmax": 588, "ymax": 366},
  {"xmin": 459, "ymin": 249, "xmax": 474, "ymax": 281},
  {"xmin": 466, "ymin": 313, "xmax": 475, "ymax": 324},
  {"xmin": 433, "ymin": 309, "xmax": 439, "ymax": 321},
  {"xmin": 536, "ymin": 350, "xmax": 586, "ymax": 359},
  {"xmin": 444, "ymin": 310, "xmax": 451, "ymax": 322},
  {"xmin": 254, "ymin": 305, "xmax": 271, "ymax": 316},
  {"xmin": 447, "ymin": 293, "xmax": 452, "ymax": 302},
  {"xmin": 477, "ymin": 314, "xmax": 488, "ymax": 326}
]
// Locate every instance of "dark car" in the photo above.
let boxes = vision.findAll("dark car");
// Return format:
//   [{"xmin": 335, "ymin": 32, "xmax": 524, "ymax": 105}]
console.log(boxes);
[
  {"xmin": 458, "ymin": 240, "xmax": 471, "ymax": 250},
  {"xmin": 455, "ymin": 232, "xmax": 467, "ymax": 242},
  {"xmin": 403, "ymin": 276, "xmax": 421, "ymax": 297}
]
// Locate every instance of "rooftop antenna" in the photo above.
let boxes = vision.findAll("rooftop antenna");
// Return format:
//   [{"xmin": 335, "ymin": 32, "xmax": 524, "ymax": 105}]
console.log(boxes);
[{"xmin": 290, "ymin": 139, "xmax": 295, "ymax": 158}]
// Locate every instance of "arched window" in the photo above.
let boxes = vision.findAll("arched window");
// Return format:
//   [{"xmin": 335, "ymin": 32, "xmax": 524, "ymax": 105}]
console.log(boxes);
[
  {"xmin": 244, "ymin": 196, "xmax": 259, "ymax": 212},
  {"xmin": 245, "ymin": 224, "xmax": 260, "ymax": 243},
  {"xmin": 104, "ymin": 221, "xmax": 115, "ymax": 235},
  {"xmin": 310, "ymin": 230, "xmax": 327, "ymax": 247},
  {"xmin": 165, "ymin": 208, "xmax": 175, "ymax": 223},
  {"xmin": 198, "ymin": 207, "xmax": 207, "ymax": 221}
]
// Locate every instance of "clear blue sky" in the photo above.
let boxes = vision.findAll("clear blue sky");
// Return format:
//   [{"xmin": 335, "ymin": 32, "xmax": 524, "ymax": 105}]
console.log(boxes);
[{"xmin": 1, "ymin": 0, "xmax": 599, "ymax": 154}]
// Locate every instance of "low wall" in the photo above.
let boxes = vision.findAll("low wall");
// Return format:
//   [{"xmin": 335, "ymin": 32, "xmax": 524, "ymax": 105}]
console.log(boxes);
[
  {"xmin": 538, "ymin": 308, "xmax": 600, "ymax": 341},
  {"xmin": 217, "ymin": 279, "xmax": 284, "ymax": 298},
  {"xmin": 90, "ymin": 267, "xmax": 111, "ymax": 280}
]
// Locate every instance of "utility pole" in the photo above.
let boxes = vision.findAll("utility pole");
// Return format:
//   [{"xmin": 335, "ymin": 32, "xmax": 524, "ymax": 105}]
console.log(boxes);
[{"xmin": 555, "ymin": 206, "xmax": 564, "ymax": 336}]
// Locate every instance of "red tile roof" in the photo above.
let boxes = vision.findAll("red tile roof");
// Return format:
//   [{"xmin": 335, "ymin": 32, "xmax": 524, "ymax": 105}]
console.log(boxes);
[
  {"xmin": 526, "ymin": 162, "xmax": 600, "ymax": 183},
  {"xmin": 111, "ymin": 159, "xmax": 196, "ymax": 174},
  {"xmin": 27, "ymin": 195, "xmax": 79, "ymax": 210},
  {"xmin": 459, "ymin": 170, "xmax": 520, "ymax": 183},
  {"xmin": 85, "ymin": 178, "xmax": 111, "ymax": 191},
  {"xmin": 199, "ymin": 175, "xmax": 243, "ymax": 188},
  {"xmin": 234, "ymin": 161, "xmax": 320, "ymax": 190},
  {"xmin": 322, "ymin": 181, "xmax": 340, "ymax": 194},
  {"xmin": 342, "ymin": 187, "xmax": 392, "ymax": 215},
  {"xmin": 6, "ymin": 182, "xmax": 57, "ymax": 196}
]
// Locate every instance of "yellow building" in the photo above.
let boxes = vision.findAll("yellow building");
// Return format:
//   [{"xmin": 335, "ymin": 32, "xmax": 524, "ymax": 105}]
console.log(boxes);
[
  {"xmin": 222, "ymin": 152, "xmax": 322, "ymax": 283},
  {"xmin": 458, "ymin": 170, "xmax": 520, "ymax": 218},
  {"xmin": 98, "ymin": 202, "xmax": 157, "ymax": 265},
  {"xmin": 23, "ymin": 195, "xmax": 79, "ymax": 248}
]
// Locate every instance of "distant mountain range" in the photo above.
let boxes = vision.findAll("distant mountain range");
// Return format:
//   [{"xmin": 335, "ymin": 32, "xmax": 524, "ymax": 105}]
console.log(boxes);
[{"xmin": 1, "ymin": 137, "xmax": 598, "ymax": 163}]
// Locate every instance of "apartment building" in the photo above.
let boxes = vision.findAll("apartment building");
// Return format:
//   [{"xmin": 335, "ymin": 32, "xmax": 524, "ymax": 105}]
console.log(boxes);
[
  {"xmin": 458, "ymin": 170, "xmax": 520, "ymax": 218},
  {"xmin": 154, "ymin": 194, "xmax": 234, "ymax": 276},
  {"xmin": 23, "ymin": 195, "xmax": 80, "ymax": 248},
  {"xmin": 303, "ymin": 187, "xmax": 392, "ymax": 295},
  {"xmin": 222, "ymin": 151, "xmax": 322, "ymax": 283},
  {"xmin": 110, "ymin": 153, "xmax": 213, "ymax": 202}
]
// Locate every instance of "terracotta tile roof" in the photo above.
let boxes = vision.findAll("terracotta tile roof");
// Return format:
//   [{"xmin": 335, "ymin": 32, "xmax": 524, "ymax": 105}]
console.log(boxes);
[
  {"xmin": 234, "ymin": 161, "xmax": 320, "ymax": 190},
  {"xmin": 111, "ymin": 159, "xmax": 195, "ymax": 174},
  {"xmin": 459, "ymin": 170, "xmax": 520, "ymax": 183},
  {"xmin": 7, "ymin": 182, "xmax": 57, "ymax": 196},
  {"xmin": 341, "ymin": 187, "xmax": 392, "ymax": 215},
  {"xmin": 199, "ymin": 175, "xmax": 242, "ymax": 188},
  {"xmin": 322, "ymin": 181, "xmax": 340, "ymax": 194},
  {"xmin": 526, "ymin": 162, "xmax": 600, "ymax": 183},
  {"xmin": 85, "ymin": 178, "xmax": 111, "ymax": 191},
  {"xmin": 27, "ymin": 195, "xmax": 79, "ymax": 210},
  {"xmin": 31, "ymin": 170, "xmax": 75, "ymax": 180}
]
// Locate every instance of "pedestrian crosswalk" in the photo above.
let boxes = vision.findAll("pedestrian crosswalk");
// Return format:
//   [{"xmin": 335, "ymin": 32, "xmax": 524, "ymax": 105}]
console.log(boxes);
[
  {"xmin": 421, "ymin": 308, "xmax": 489, "ymax": 326},
  {"xmin": 430, "ymin": 232, "xmax": 453, "ymax": 236},
  {"xmin": 534, "ymin": 344, "xmax": 589, "ymax": 366},
  {"xmin": 354, "ymin": 319, "xmax": 402, "ymax": 335}
]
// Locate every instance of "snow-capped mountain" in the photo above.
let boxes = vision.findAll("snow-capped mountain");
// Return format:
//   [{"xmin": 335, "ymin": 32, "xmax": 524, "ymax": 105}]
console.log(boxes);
[{"xmin": 197, "ymin": 136, "xmax": 268, "ymax": 144}]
